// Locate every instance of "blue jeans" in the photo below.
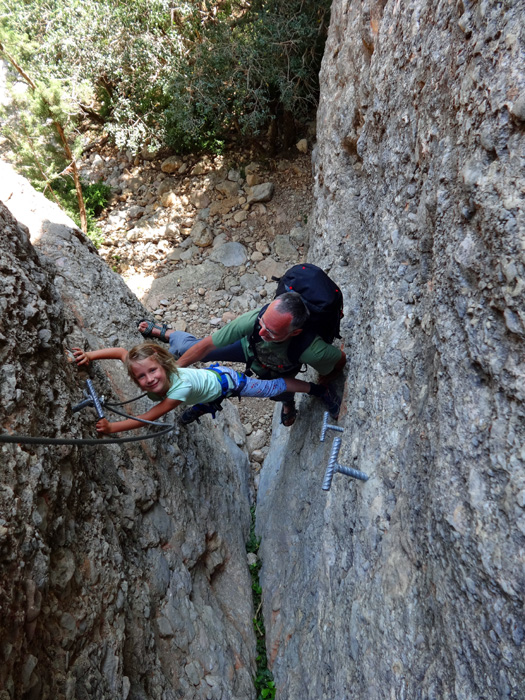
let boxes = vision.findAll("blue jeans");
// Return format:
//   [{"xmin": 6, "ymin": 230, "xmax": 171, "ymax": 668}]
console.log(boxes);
[{"xmin": 168, "ymin": 331, "xmax": 246, "ymax": 363}]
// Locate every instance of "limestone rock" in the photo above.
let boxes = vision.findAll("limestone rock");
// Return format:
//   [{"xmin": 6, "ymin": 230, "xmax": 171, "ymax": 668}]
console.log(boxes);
[
  {"xmin": 209, "ymin": 242, "xmax": 248, "ymax": 267},
  {"xmin": 296, "ymin": 138, "xmax": 308, "ymax": 153},
  {"xmin": 0, "ymin": 169, "xmax": 256, "ymax": 700},
  {"xmin": 245, "ymin": 173, "xmax": 262, "ymax": 187},
  {"xmin": 255, "ymin": 257, "xmax": 287, "ymax": 280},
  {"xmin": 209, "ymin": 197, "xmax": 238, "ymax": 217},
  {"xmin": 257, "ymin": 2, "xmax": 525, "ymax": 699},
  {"xmin": 145, "ymin": 260, "xmax": 224, "ymax": 307},
  {"xmin": 161, "ymin": 155, "xmax": 184, "ymax": 173},
  {"xmin": 246, "ymin": 183, "xmax": 274, "ymax": 205},
  {"xmin": 190, "ymin": 221, "xmax": 213, "ymax": 247},
  {"xmin": 273, "ymin": 234, "xmax": 297, "ymax": 260},
  {"xmin": 215, "ymin": 180, "xmax": 239, "ymax": 197}
]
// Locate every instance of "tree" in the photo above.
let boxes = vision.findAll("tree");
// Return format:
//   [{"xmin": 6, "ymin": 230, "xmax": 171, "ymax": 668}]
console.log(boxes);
[
  {"xmin": 0, "ymin": 0, "xmax": 332, "ymax": 154},
  {"xmin": 0, "ymin": 40, "xmax": 88, "ymax": 232}
]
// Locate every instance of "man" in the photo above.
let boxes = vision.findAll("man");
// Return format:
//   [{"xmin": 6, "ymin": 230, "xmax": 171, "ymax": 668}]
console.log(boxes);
[{"xmin": 138, "ymin": 291, "xmax": 345, "ymax": 426}]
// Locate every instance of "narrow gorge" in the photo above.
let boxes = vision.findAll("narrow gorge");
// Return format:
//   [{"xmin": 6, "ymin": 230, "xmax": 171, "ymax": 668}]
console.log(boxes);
[{"xmin": 1, "ymin": 1, "xmax": 524, "ymax": 699}]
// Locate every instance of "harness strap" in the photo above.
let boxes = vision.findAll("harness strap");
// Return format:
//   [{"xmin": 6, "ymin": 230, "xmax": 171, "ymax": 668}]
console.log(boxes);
[{"xmin": 206, "ymin": 364, "xmax": 246, "ymax": 400}]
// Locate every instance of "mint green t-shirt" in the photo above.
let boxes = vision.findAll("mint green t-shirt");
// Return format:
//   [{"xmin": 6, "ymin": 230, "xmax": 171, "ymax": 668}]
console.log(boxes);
[
  {"xmin": 147, "ymin": 368, "xmax": 222, "ymax": 404},
  {"xmin": 211, "ymin": 307, "xmax": 342, "ymax": 377}
]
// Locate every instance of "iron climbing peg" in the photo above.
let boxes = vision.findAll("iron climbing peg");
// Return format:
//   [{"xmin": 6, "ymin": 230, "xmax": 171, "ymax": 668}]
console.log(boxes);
[
  {"xmin": 322, "ymin": 437, "xmax": 369, "ymax": 491},
  {"xmin": 72, "ymin": 379, "xmax": 105, "ymax": 419},
  {"xmin": 320, "ymin": 411, "xmax": 344, "ymax": 442}
]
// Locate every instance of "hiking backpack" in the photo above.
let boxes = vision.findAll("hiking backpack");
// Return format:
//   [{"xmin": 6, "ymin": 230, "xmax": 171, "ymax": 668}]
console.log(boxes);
[{"xmin": 247, "ymin": 263, "xmax": 344, "ymax": 376}]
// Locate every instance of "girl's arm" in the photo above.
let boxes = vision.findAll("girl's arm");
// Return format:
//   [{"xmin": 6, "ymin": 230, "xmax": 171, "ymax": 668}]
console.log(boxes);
[
  {"xmin": 96, "ymin": 397, "xmax": 182, "ymax": 434},
  {"xmin": 72, "ymin": 346, "xmax": 128, "ymax": 366}
]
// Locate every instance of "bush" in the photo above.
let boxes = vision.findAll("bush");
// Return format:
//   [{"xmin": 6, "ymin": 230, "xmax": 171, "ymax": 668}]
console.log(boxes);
[
  {"xmin": 1, "ymin": 0, "xmax": 331, "ymax": 153},
  {"xmin": 83, "ymin": 181, "xmax": 112, "ymax": 217},
  {"xmin": 165, "ymin": 0, "xmax": 331, "ymax": 152}
]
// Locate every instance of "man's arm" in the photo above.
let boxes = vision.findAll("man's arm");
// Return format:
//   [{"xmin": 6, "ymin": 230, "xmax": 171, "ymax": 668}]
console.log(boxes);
[
  {"xmin": 176, "ymin": 335, "xmax": 217, "ymax": 368},
  {"xmin": 318, "ymin": 350, "xmax": 346, "ymax": 384}
]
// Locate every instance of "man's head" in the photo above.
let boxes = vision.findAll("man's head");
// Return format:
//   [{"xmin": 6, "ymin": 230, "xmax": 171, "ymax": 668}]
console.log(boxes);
[{"xmin": 258, "ymin": 292, "xmax": 309, "ymax": 342}]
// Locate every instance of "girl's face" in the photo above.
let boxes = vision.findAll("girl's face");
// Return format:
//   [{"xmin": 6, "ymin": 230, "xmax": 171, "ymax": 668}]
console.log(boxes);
[{"xmin": 130, "ymin": 357, "xmax": 169, "ymax": 395}]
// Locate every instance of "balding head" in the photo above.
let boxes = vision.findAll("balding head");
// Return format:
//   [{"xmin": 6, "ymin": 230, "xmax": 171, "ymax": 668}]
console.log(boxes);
[
  {"xmin": 259, "ymin": 293, "xmax": 309, "ymax": 342},
  {"xmin": 273, "ymin": 292, "xmax": 310, "ymax": 330}
]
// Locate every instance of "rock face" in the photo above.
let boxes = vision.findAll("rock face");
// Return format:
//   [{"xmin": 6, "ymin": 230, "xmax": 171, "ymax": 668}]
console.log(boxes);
[
  {"xmin": 0, "ymin": 171, "xmax": 256, "ymax": 700},
  {"xmin": 257, "ymin": 2, "xmax": 525, "ymax": 699}
]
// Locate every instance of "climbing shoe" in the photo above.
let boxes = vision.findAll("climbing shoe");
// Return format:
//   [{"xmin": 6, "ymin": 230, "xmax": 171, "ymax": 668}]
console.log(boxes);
[
  {"xmin": 280, "ymin": 400, "xmax": 297, "ymax": 427},
  {"xmin": 321, "ymin": 386, "xmax": 341, "ymax": 420},
  {"xmin": 179, "ymin": 401, "xmax": 223, "ymax": 425}
]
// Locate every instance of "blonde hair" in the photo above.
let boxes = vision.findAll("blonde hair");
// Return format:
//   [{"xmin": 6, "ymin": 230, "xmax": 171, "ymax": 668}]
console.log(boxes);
[{"xmin": 125, "ymin": 342, "xmax": 179, "ymax": 386}]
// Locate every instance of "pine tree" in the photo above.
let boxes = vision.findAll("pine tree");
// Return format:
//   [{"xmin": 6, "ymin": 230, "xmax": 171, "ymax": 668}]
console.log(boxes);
[{"xmin": 0, "ymin": 40, "xmax": 88, "ymax": 232}]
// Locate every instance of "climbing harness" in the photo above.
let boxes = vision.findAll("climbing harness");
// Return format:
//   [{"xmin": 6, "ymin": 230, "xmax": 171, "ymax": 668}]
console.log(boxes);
[
  {"xmin": 179, "ymin": 364, "xmax": 247, "ymax": 425},
  {"xmin": 206, "ymin": 364, "xmax": 247, "ymax": 399},
  {"xmin": 0, "ymin": 379, "xmax": 175, "ymax": 447}
]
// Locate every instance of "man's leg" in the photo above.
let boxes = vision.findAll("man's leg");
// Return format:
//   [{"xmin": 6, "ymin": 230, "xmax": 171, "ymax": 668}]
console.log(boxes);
[
  {"xmin": 168, "ymin": 331, "xmax": 245, "ymax": 362},
  {"xmin": 138, "ymin": 322, "xmax": 245, "ymax": 363}
]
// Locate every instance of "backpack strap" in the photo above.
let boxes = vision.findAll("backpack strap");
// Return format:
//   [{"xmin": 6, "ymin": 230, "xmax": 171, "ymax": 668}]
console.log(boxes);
[
  {"xmin": 245, "ymin": 305, "xmax": 269, "ymax": 376},
  {"xmin": 246, "ymin": 305, "xmax": 321, "ymax": 377},
  {"xmin": 285, "ymin": 327, "xmax": 317, "ymax": 365}
]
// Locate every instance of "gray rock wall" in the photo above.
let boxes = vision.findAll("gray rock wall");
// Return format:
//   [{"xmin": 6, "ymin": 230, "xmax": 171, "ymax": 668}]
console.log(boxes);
[
  {"xmin": 0, "ymin": 168, "xmax": 256, "ymax": 700},
  {"xmin": 257, "ymin": 1, "xmax": 525, "ymax": 698}
]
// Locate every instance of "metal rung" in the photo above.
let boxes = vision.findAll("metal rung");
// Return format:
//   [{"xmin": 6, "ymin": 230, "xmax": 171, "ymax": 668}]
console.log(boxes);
[
  {"xmin": 320, "ymin": 411, "xmax": 344, "ymax": 442},
  {"xmin": 322, "ymin": 437, "xmax": 369, "ymax": 491}
]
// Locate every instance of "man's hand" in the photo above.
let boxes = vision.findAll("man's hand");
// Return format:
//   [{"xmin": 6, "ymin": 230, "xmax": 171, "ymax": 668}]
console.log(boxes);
[{"xmin": 72, "ymin": 347, "xmax": 90, "ymax": 366}]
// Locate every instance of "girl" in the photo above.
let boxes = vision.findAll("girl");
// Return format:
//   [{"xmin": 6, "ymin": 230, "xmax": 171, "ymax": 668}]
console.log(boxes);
[{"xmin": 72, "ymin": 342, "xmax": 340, "ymax": 434}]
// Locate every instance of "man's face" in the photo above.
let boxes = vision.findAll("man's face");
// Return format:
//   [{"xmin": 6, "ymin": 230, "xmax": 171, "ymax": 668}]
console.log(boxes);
[{"xmin": 258, "ymin": 301, "xmax": 302, "ymax": 342}]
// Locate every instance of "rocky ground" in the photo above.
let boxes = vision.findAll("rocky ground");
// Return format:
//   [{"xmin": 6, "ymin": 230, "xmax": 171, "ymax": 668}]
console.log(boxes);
[{"xmin": 79, "ymin": 139, "xmax": 315, "ymax": 478}]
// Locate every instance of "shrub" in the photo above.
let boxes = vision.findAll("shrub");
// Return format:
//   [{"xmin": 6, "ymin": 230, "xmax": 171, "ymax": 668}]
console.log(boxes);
[{"xmin": 1, "ymin": 0, "xmax": 331, "ymax": 153}]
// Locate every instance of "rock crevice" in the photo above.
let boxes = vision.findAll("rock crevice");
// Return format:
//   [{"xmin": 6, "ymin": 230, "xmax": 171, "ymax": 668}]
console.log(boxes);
[
  {"xmin": 257, "ymin": 2, "xmax": 525, "ymax": 698},
  {"xmin": 0, "ymin": 177, "xmax": 256, "ymax": 700}
]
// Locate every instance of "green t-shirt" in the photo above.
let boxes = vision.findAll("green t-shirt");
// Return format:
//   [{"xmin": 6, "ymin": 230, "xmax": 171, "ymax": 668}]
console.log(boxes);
[
  {"xmin": 211, "ymin": 307, "xmax": 342, "ymax": 378},
  {"xmin": 147, "ymin": 368, "xmax": 222, "ymax": 404}
]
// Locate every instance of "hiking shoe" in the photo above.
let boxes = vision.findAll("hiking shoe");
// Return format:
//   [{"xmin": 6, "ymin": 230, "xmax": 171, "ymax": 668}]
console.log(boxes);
[
  {"xmin": 321, "ymin": 386, "xmax": 341, "ymax": 420},
  {"xmin": 179, "ymin": 401, "xmax": 223, "ymax": 425},
  {"xmin": 280, "ymin": 399, "xmax": 297, "ymax": 427}
]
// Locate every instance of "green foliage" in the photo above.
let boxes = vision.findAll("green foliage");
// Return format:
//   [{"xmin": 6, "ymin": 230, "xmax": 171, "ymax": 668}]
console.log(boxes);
[
  {"xmin": 247, "ymin": 507, "xmax": 276, "ymax": 700},
  {"xmin": 38, "ymin": 176, "xmax": 109, "ymax": 248},
  {"xmin": 83, "ymin": 181, "xmax": 112, "ymax": 217},
  {"xmin": 1, "ymin": 78, "xmax": 74, "ymax": 189},
  {"xmin": 165, "ymin": 0, "xmax": 331, "ymax": 151},
  {"xmin": 1, "ymin": 0, "xmax": 330, "ymax": 154},
  {"xmin": 247, "ymin": 506, "xmax": 262, "ymax": 555}
]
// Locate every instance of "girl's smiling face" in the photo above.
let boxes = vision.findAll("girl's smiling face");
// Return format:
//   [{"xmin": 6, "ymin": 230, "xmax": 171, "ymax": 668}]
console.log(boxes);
[{"xmin": 130, "ymin": 357, "xmax": 169, "ymax": 395}]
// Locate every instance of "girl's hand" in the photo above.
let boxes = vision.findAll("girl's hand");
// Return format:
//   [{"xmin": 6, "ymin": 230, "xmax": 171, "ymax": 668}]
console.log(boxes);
[
  {"xmin": 96, "ymin": 418, "xmax": 113, "ymax": 435},
  {"xmin": 72, "ymin": 347, "xmax": 90, "ymax": 366}
]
